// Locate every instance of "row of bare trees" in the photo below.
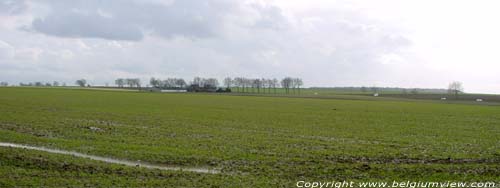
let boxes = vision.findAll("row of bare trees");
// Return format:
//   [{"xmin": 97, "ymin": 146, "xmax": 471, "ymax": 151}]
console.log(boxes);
[
  {"xmin": 75, "ymin": 76, "xmax": 304, "ymax": 94},
  {"xmin": 12, "ymin": 81, "xmax": 66, "ymax": 87},
  {"xmin": 223, "ymin": 77, "xmax": 303, "ymax": 94},
  {"xmin": 18, "ymin": 78, "xmax": 467, "ymax": 98},
  {"xmin": 147, "ymin": 76, "xmax": 304, "ymax": 94},
  {"xmin": 192, "ymin": 77, "xmax": 219, "ymax": 88},
  {"xmin": 115, "ymin": 78, "xmax": 141, "ymax": 88},
  {"xmin": 281, "ymin": 77, "xmax": 304, "ymax": 94},
  {"xmin": 149, "ymin": 77, "xmax": 187, "ymax": 88}
]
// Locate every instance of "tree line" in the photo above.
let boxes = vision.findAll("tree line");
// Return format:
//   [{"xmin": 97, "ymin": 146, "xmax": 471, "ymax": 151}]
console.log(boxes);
[
  {"xmin": 116, "ymin": 76, "xmax": 305, "ymax": 94},
  {"xmin": 149, "ymin": 77, "xmax": 187, "ymax": 89},
  {"xmin": 2, "ymin": 78, "xmax": 470, "ymax": 98},
  {"xmin": 17, "ymin": 81, "xmax": 66, "ymax": 87},
  {"xmin": 2, "ymin": 77, "xmax": 301, "ymax": 94},
  {"xmin": 226, "ymin": 77, "xmax": 303, "ymax": 94},
  {"xmin": 115, "ymin": 78, "xmax": 141, "ymax": 88}
]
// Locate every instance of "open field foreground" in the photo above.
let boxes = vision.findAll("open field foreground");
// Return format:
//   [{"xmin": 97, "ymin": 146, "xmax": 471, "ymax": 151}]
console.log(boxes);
[{"xmin": 0, "ymin": 87, "xmax": 499, "ymax": 187}]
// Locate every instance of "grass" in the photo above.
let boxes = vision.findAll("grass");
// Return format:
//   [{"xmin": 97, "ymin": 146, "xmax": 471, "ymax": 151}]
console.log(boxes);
[{"xmin": 0, "ymin": 87, "xmax": 498, "ymax": 187}]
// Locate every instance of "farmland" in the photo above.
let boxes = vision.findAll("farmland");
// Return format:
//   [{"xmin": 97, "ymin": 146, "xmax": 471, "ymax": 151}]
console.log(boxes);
[{"xmin": 0, "ymin": 87, "xmax": 499, "ymax": 187}]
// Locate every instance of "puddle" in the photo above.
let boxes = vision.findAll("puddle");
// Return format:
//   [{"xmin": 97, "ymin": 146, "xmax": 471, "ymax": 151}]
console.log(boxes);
[{"xmin": 0, "ymin": 142, "xmax": 220, "ymax": 174}]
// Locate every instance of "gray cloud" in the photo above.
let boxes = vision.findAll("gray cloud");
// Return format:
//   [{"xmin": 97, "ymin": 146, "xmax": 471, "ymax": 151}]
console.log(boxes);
[
  {"xmin": 0, "ymin": 0, "xmax": 27, "ymax": 15},
  {"xmin": 32, "ymin": 11, "xmax": 144, "ymax": 41},
  {"xmin": 29, "ymin": 0, "xmax": 284, "ymax": 41}
]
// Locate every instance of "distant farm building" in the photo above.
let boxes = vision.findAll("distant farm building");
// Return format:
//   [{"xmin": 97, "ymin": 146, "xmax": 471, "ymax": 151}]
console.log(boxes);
[
  {"xmin": 186, "ymin": 84, "xmax": 217, "ymax": 92},
  {"xmin": 161, "ymin": 90, "xmax": 187, "ymax": 93}
]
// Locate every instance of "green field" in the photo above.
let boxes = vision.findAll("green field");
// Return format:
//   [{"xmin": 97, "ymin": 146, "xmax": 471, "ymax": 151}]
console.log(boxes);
[
  {"xmin": 0, "ymin": 87, "xmax": 499, "ymax": 187},
  {"xmin": 229, "ymin": 87, "xmax": 500, "ymax": 103}
]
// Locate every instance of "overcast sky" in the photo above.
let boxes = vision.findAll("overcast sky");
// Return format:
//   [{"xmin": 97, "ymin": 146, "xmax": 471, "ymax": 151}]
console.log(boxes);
[{"xmin": 0, "ymin": 0, "xmax": 499, "ymax": 93}]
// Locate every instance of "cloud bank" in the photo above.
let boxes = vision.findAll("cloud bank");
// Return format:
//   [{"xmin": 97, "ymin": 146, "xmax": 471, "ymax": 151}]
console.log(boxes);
[{"xmin": 0, "ymin": 0, "xmax": 498, "ymax": 93}]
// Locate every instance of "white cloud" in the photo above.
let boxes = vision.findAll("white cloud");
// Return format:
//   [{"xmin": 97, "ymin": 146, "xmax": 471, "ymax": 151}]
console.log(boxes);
[{"xmin": 14, "ymin": 47, "xmax": 43, "ymax": 61}]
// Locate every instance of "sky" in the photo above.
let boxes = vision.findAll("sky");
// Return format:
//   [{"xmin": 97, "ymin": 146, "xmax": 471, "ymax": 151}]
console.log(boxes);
[{"xmin": 0, "ymin": 0, "xmax": 499, "ymax": 94}]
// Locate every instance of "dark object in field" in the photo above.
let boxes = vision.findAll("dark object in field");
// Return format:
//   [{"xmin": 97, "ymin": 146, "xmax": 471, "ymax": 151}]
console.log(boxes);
[
  {"xmin": 186, "ymin": 84, "xmax": 217, "ymax": 92},
  {"xmin": 360, "ymin": 164, "xmax": 371, "ymax": 171}
]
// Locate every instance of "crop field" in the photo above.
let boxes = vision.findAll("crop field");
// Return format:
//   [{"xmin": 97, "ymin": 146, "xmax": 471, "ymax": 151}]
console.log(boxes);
[{"xmin": 0, "ymin": 87, "xmax": 499, "ymax": 187}]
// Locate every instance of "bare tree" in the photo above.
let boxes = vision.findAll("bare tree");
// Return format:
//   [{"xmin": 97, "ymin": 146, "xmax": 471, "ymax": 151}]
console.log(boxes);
[
  {"xmin": 75, "ymin": 79, "xmax": 87, "ymax": 87},
  {"xmin": 280, "ymin": 78, "xmax": 286, "ymax": 94},
  {"xmin": 249, "ymin": 79, "xmax": 255, "ymax": 93},
  {"xmin": 175, "ymin": 78, "xmax": 186, "ymax": 88},
  {"xmin": 241, "ymin": 78, "xmax": 249, "ymax": 93},
  {"xmin": 281, "ymin": 77, "xmax": 293, "ymax": 94},
  {"xmin": 263, "ymin": 79, "xmax": 271, "ymax": 93},
  {"xmin": 233, "ymin": 77, "xmax": 241, "ymax": 92},
  {"xmin": 150, "ymin": 77, "xmax": 161, "ymax": 88},
  {"xmin": 125, "ymin": 78, "xmax": 134, "ymax": 87},
  {"xmin": 161, "ymin": 79, "xmax": 171, "ymax": 88},
  {"xmin": 246, "ymin": 78, "xmax": 252, "ymax": 93},
  {"xmin": 448, "ymin": 81, "xmax": 464, "ymax": 99},
  {"xmin": 207, "ymin": 78, "xmax": 219, "ymax": 88},
  {"xmin": 272, "ymin": 78, "xmax": 278, "ymax": 94},
  {"xmin": 297, "ymin": 78, "xmax": 304, "ymax": 94},
  {"xmin": 295, "ymin": 78, "xmax": 303, "ymax": 94},
  {"xmin": 115, "ymin": 78, "xmax": 125, "ymax": 87},
  {"xmin": 0, "ymin": 82, "xmax": 8, "ymax": 86},
  {"xmin": 121, "ymin": 78, "xmax": 140, "ymax": 88},
  {"xmin": 234, "ymin": 77, "xmax": 244, "ymax": 92},
  {"xmin": 242, "ymin": 78, "xmax": 248, "ymax": 93},
  {"xmin": 192, "ymin": 77, "xmax": 202, "ymax": 87},
  {"xmin": 253, "ymin": 79, "xmax": 261, "ymax": 93},
  {"xmin": 158, "ymin": 80, "xmax": 165, "ymax": 88},
  {"xmin": 134, "ymin": 78, "xmax": 141, "ymax": 88},
  {"xmin": 165, "ymin": 78, "xmax": 177, "ymax": 88},
  {"xmin": 223, "ymin": 77, "xmax": 232, "ymax": 89}
]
